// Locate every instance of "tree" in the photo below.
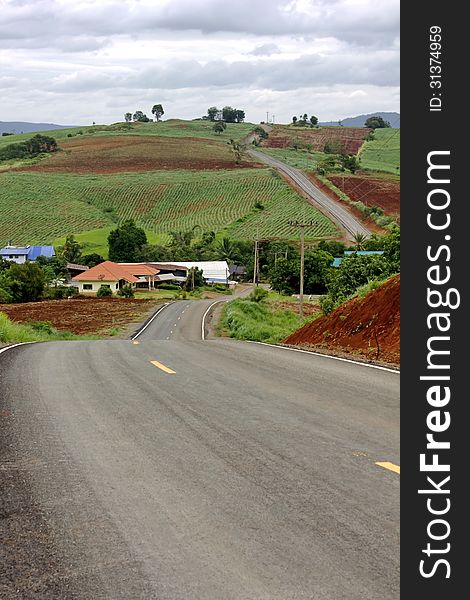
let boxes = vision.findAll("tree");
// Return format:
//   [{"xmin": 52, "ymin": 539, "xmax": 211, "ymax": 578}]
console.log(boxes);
[
  {"xmin": 82, "ymin": 253, "xmax": 105, "ymax": 267},
  {"xmin": 108, "ymin": 220, "xmax": 148, "ymax": 262},
  {"xmin": 124, "ymin": 112, "xmax": 132, "ymax": 123},
  {"xmin": 97, "ymin": 285, "xmax": 113, "ymax": 297},
  {"xmin": 364, "ymin": 116, "xmax": 391, "ymax": 129},
  {"xmin": 213, "ymin": 121, "xmax": 226, "ymax": 134},
  {"xmin": 222, "ymin": 106, "xmax": 236, "ymax": 122},
  {"xmin": 352, "ymin": 232, "xmax": 367, "ymax": 250},
  {"xmin": 61, "ymin": 234, "xmax": 82, "ymax": 263},
  {"xmin": 215, "ymin": 238, "xmax": 239, "ymax": 263},
  {"xmin": 310, "ymin": 115, "xmax": 318, "ymax": 126},
  {"xmin": 235, "ymin": 109, "xmax": 245, "ymax": 123},
  {"xmin": 183, "ymin": 267, "xmax": 205, "ymax": 291},
  {"xmin": 151, "ymin": 104, "xmax": 164, "ymax": 122},
  {"xmin": 227, "ymin": 139, "xmax": 245, "ymax": 164},
  {"xmin": 207, "ymin": 106, "xmax": 219, "ymax": 121},
  {"xmin": 133, "ymin": 111, "xmax": 150, "ymax": 123},
  {"xmin": 292, "ymin": 116, "xmax": 298, "ymax": 125},
  {"xmin": 2, "ymin": 262, "xmax": 46, "ymax": 302}
]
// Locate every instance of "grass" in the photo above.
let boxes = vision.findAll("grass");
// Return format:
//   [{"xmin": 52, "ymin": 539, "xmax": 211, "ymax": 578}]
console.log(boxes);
[
  {"xmin": 0, "ymin": 312, "xmax": 87, "ymax": 343},
  {"xmin": 220, "ymin": 297, "xmax": 309, "ymax": 344},
  {"xmin": 1, "ymin": 168, "xmax": 338, "ymax": 249},
  {"xmin": 359, "ymin": 128, "xmax": 400, "ymax": 174},
  {"xmin": 0, "ymin": 119, "xmax": 255, "ymax": 148},
  {"xmin": 255, "ymin": 147, "xmax": 326, "ymax": 170}
]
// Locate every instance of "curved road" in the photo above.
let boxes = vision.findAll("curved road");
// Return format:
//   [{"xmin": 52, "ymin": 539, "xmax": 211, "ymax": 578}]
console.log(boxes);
[
  {"xmin": 248, "ymin": 148, "xmax": 372, "ymax": 240},
  {"xmin": 0, "ymin": 300, "xmax": 399, "ymax": 599}
]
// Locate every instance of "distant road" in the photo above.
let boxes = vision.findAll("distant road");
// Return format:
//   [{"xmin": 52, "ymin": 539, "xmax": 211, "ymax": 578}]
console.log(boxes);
[
  {"xmin": 1, "ymin": 300, "xmax": 399, "ymax": 599},
  {"xmin": 248, "ymin": 147, "xmax": 372, "ymax": 240}
]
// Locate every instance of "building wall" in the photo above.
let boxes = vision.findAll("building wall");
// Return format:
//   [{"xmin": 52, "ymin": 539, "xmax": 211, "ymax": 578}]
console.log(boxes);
[
  {"xmin": 1, "ymin": 254, "xmax": 27, "ymax": 264},
  {"xmin": 77, "ymin": 280, "xmax": 120, "ymax": 294}
]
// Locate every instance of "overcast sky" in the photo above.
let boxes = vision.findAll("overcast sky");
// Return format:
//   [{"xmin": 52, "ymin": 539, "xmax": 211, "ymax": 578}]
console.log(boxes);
[{"xmin": 0, "ymin": 0, "xmax": 400, "ymax": 125}]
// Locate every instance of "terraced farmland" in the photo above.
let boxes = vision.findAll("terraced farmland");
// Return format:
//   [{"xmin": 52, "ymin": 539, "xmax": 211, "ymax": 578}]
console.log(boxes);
[
  {"xmin": 263, "ymin": 125, "xmax": 368, "ymax": 154},
  {"xmin": 0, "ymin": 169, "xmax": 338, "ymax": 248},
  {"xmin": 359, "ymin": 128, "xmax": 400, "ymax": 174}
]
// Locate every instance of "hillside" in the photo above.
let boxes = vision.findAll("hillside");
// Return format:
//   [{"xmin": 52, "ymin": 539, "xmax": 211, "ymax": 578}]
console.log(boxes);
[
  {"xmin": 284, "ymin": 275, "xmax": 400, "ymax": 365},
  {"xmin": 0, "ymin": 119, "xmax": 339, "ymax": 254},
  {"xmin": 0, "ymin": 121, "xmax": 76, "ymax": 135},
  {"xmin": 319, "ymin": 112, "xmax": 400, "ymax": 128}
]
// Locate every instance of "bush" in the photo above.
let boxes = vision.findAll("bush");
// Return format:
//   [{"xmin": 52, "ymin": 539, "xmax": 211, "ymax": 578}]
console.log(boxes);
[
  {"xmin": 28, "ymin": 321, "xmax": 55, "ymax": 334},
  {"xmin": 158, "ymin": 283, "xmax": 180, "ymax": 290},
  {"xmin": 0, "ymin": 287, "xmax": 13, "ymax": 303},
  {"xmin": 117, "ymin": 284, "xmax": 134, "ymax": 298},
  {"xmin": 97, "ymin": 285, "xmax": 113, "ymax": 297},
  {"xmin": 319, "ymin": 295, "xmax": 337, "ymax": 315},
  {"xmin": 249, "ymin": 287, "xmax": 269, "ymax": 303}
]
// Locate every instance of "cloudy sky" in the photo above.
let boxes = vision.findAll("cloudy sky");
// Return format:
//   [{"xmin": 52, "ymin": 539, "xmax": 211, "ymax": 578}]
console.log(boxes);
[{"xmin": 1, "ymin": 0, "xmax": 400, "ymax": 125}]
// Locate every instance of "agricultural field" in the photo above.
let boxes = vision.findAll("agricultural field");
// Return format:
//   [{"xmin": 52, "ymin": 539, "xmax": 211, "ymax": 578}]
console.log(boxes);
[
  {"xmin": 262, "ymin": 125, "xmax": 368, "ymax": 154},
  {"xmin": 327, "ymin": 174, "xmax": 400, "ymax": 219},
  {"xmin": 254, "ymin": 147, "xmax": 325, "ymax": 170},
  {"xmin": 16, "ymin": 135, "xmax": 259, "ymax": 174},
  {"xmin": 0, "ymin": 119, "xmax": 255, "ymax": 149},
  {"xmin": 358, "ymin": 128, "xmax": 400, "ymax": 174},
  {"xmin": 0, "ymin": 169, "xmax": 338, "ymax": 251}
]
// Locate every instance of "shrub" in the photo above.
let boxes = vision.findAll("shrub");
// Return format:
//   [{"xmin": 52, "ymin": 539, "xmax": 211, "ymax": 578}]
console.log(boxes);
[
  {"xmin": 28, "ymin": 320, "xmax": 55, "ymax": 334},
  {"xmin": 249, "ymin": 287, "xmax": 269, "ymax": 303},
  {"xmin": 319, "ymin": 295, "xmax": 337, "ymax": 315},
  {"xmin": 97, "ymin": 285, "xmax": 113, "ymax": 297},
  {"xmin": 0, "ymin": 287, "xmax": 13, "ymax": 303},
  {"xmin": 117, "ymin": 284, "xmax": 134, "ymax": 298}
]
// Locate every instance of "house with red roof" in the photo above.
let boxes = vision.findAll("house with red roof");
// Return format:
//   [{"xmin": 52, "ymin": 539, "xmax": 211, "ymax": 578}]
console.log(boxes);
[{"xmin": 72, "ymin": 261, "xmax": 159, "ymax": 294}]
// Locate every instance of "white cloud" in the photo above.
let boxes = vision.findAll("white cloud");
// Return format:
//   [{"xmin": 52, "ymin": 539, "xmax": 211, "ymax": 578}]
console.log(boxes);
[{"xmin": 1, "ymin": 0, "xmax": 399, "ymax": 124}]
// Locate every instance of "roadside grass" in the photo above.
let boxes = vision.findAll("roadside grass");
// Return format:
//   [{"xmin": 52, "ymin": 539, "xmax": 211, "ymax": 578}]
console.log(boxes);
[
  {"xmin": 0, "ymin": 312, "xmax": 92, "ymax": 344},
  {"xmin": 359, "ymin": 128, "xmax": 400, "ymax": 174},
  {"xmin": 220, "ymin": 297, "xmax": 311, "ymax": 344},
  {"xmin": 255, "ymin": 147, "xmax": 326, "ymax": 170}
]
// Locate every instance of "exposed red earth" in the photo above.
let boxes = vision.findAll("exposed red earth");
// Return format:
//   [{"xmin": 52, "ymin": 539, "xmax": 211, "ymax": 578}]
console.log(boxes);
[
  {"xmin": 264, "ymin": 126, "xmax": 368, "ymax": 154},
  {"xmin": 328, "ymin": 174, "xmax": 400, "ymax": 220},
  {"xmin": 17, "ymin": 136, "xmax": 260, "ymax": 173},
  {"xmin": 0, "ymin": 297, "xmax": 160, "ymax": 335},
  {"xmin": 283, "ymin": 275, "xmax": 400, "ymax": 366}
]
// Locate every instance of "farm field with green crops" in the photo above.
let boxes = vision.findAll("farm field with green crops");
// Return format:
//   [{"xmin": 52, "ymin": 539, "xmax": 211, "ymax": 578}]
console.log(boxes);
[
  {"xmin": 256, "ymin": 147, "xmax": 326, "ymax": 170},
  {"xmin": 359, "ymin": 128, "xmax": 400, "ymax": 174},
  {"xmin": 0, "ymin": 169, "xmax": 338, "ymax": 251}
]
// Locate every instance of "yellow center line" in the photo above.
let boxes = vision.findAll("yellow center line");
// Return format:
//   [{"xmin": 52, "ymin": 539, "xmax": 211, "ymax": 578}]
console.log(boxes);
[
  {"xmin": 150, "ymin": 360, "xmax": 176, "ymax": 374},
  {"xmin": 376, "ymin": 461, "xmax": 400, "ymax": 475}
]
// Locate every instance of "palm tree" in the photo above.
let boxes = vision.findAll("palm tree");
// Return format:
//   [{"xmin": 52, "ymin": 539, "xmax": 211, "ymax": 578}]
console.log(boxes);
[
  {"xmin": 216, "ymin": 237, "xmax": 239, "ymax": 263},
  {"xmin": 353, "ymin": 232, "xmax": 367, "ymax": 250}
]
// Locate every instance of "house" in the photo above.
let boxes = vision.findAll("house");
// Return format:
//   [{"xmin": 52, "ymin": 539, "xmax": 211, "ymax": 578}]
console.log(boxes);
[
  {"xmin": 67, "ymin": 263, "xmax": 89, "ymax": 282},
  {"xmin": 72, "ymin": 261, "xmax": 159, "ymax": 294},
  {"xmin": 331, "ymin": 250, "xmax": 384, "ymax": 268},
  {"xmin": 0, "ymin": 244, "xmax": 55, "ymax": 264},
  {"xmin": 146, "ymin": 263, "xmax": 189, "ymax": 284},
  {"xmin": 229, "ymin": 264, "xmax": 247, "ymax": 281},
  {"xmin": 152, "ymin": 261, "xmax": 231, "ymax": 284}
]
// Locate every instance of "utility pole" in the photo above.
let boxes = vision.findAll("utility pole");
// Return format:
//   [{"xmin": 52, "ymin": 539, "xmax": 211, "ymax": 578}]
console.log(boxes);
[
  {"xmin": 288, "ymin": 220, "xmax": 316, "ymax": 319},
  {"xmin": 253, "ymin": 237, "xmax": 259, "ymax": 288},
  {"xmin": 266, "ymin": 111, "xmax": 269, "ymax": 124}
]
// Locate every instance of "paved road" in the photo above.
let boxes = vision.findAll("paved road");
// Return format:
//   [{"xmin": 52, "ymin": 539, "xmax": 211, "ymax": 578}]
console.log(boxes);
[
  {"xmin": 248, "ymin": 148, "xmax": 372, "ymax": 240},
  {"xmin": 0, "ymin": 302, "xmax": 399, "ymax": 599}
]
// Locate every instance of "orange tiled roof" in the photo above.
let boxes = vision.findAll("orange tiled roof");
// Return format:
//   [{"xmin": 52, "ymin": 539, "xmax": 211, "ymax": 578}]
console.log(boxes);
[
  {"xmin": 72, "ymin": 261, "xmax": 140, "ymax": 283},
  {"xmin": 119, "ymin": 263, "xmax": 160, "ymax": 276}
]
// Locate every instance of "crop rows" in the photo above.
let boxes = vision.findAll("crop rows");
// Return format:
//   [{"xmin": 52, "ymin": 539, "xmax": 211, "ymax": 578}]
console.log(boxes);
[{"xmin": 0, "ymin": 169, "xmax": 337, "ymax": 246}]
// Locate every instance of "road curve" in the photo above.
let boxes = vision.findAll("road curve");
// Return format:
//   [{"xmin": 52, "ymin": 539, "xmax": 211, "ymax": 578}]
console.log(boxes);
[
  {"xmin": 248, "ymin": 148, "xmax": 371, "ymax": 240},
  {"xmin": 1, "ymin": 328, "xmax": 399, "ymax": 599}
]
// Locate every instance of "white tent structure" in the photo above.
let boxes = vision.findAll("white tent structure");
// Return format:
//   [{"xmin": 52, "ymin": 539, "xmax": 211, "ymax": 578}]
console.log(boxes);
[{"xmin": 164, "ymin": 261, "xmax": 230, "ymax": 284}]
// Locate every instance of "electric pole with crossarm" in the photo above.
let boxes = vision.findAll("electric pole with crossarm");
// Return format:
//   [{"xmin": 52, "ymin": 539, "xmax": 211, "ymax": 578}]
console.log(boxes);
[{"xmin": 288, "ymin": 220, "xmax": 316, "ymax": 319}]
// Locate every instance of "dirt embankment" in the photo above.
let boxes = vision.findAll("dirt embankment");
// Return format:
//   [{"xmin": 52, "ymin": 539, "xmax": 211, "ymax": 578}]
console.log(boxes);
[{"xmin": 283, "ymin": 275, "xmax": 400, "ymax": 366}]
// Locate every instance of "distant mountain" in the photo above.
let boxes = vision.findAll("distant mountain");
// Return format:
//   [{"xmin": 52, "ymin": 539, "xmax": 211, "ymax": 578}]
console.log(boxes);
[
  {"xmin": 0, "ymin": 121, "xmax": 76, "ymax": 134},
  {"xmin": 319, "ymin": 112, "xmax": 400, "ymax": 128}
]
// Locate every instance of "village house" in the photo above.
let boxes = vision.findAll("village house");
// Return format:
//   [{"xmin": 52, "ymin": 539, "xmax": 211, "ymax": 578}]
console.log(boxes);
[
  {"xmin": 72, "ymin": 261, "xmax": 159, "ymax": 294},
  {"xmin": 0, "ymin": 244, "xmax": 55, "ymax": 264}
]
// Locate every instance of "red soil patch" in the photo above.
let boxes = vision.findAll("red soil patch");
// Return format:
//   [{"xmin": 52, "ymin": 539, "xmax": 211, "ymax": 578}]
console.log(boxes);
[
  {"xmin": 328, "ymin": 174, "xmax": 400, "ymax": 219},
  {"xmin": 264, "ymin": 126, "xmax": 367, "ymax": 154},
  {"xmin": 284, "ymin": 275, "xmax": 400, "ymax": 365},
  {"xmin": 303, "ymin": 173, "xmax": 385, "ymax": 236},
  {"xmin": 18, "ymin": 136, "xmax": 259, "ymax": 174},
  {"xmin": 0, "ymin": 297, "xmax": 159, "ymax": 335}
]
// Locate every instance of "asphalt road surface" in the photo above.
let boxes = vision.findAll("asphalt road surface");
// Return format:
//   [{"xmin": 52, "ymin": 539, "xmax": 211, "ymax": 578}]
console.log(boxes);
[
  {"xmin": 248, "ymin": 148, "xmax": 372, "ymax": 240},
  {"xmin": 1, "ymin": 300, "xmax": 399, "ymax": 599}
]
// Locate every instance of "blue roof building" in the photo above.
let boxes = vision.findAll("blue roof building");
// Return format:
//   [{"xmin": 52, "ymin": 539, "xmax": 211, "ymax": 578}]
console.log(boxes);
[
  {"xmin": 0, "ymin": 245, "xmax": 55, "ymax": 264},
  {"xmin": 331, "ymin": 250, "xmax": 384, "ymax": 268}
]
